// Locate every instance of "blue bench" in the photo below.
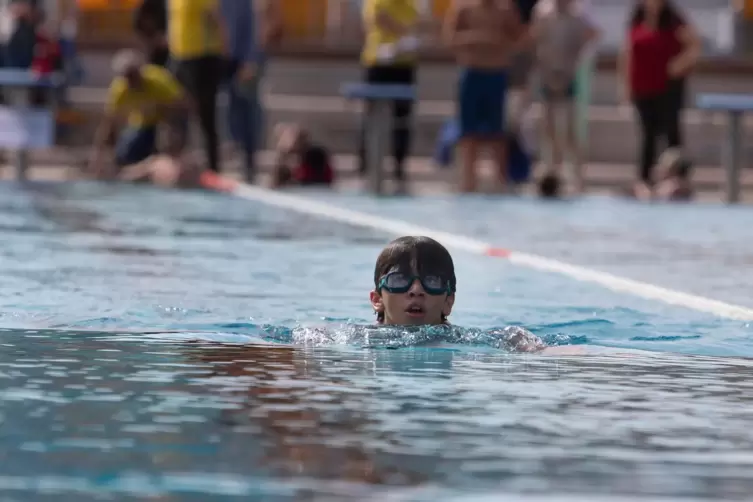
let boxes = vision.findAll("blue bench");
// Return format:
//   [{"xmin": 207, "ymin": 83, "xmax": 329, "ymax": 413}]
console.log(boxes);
[
  {"xmin": 339, "ymin": 83, "xmax": 416, "ymax": 195},
  {"xmin": 696, "ymin": 93, "xmax": 753, "ymax": 203},
  {"xmin": 0, "ymin": 69, "xmax": 64, "ymax": 181}
]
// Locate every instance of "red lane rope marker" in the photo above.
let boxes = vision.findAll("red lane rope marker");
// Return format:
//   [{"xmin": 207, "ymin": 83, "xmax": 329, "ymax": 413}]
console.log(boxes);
[
  {"xmin": 486, "ymin": 247, "xmax": 512, "ymax": 258},
  {"xmin": 201, "ymin": 175, "xmax": 753, "ymax": 321},
  {"xmin": 200, "ymin": 171, "xmax": 238, "ymax": 193}
]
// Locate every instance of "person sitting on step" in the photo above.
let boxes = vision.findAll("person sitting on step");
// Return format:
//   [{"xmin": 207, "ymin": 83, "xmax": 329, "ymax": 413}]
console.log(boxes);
[{"xmin": 271, "ymin": 123, "xmax": 335, "ymax": 189}]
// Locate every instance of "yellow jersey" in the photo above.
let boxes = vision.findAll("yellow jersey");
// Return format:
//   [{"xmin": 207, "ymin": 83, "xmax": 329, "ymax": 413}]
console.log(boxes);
[
  {"xmin": 106, "ymin": 65, "xmax": 184, "ymax": 127},
  {"xmin": 361, "ymin": 0, "xmax": 419, "ymax": 67},
  {"xmin": 167, "ymin": 0, "xmax": 223, "ymax": 60}
]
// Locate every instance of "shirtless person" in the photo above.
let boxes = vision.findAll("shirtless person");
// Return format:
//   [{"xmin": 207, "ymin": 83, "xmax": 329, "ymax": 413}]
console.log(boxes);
[{"xmin": 443, "ymin": 0, "xmax": 525, "ymax": 193}]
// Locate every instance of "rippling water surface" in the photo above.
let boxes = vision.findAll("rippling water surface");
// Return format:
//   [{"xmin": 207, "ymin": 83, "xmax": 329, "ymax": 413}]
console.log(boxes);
[{"xmin": 0, "ymin": 182, "xmax": 752, "ymax": 501}]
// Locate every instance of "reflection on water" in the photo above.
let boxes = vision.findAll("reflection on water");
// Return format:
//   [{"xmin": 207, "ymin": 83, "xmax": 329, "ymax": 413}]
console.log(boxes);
[
  {"xmin": 1, "ymin": 330, "xmax": 753, "ymax": 500},
  {"xmin": 2, "ymin": 183, "xmax": 753, "ymax": 499}
]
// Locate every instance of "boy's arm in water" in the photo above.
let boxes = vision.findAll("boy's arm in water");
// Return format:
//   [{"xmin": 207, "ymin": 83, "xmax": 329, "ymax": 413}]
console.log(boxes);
[
  {"xmin": 501, "ymin": 326, "xmax": 588, "ymax": 355},
  {"xmin": 502, "ymin": 326, "xmax": 548, "ymax": 352}
]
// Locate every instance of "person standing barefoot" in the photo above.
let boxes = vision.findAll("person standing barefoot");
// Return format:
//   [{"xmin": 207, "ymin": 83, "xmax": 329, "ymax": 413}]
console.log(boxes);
[{"xmin": 443, "ymin": 0, "xmax": 524, "ymax": 193}]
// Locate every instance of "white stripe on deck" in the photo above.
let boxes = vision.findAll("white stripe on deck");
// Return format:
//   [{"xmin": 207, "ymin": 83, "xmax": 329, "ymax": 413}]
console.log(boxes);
[{"xmin": 230, "ymin": 183, "xmax": 753, "ymax": 321}]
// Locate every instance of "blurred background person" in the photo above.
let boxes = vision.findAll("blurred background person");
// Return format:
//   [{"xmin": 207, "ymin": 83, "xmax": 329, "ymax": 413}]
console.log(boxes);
[
  {"xmin": 167, "ymin": 0, "xmax": 227, "ymax": 173},
  {"xmin": 133, "ymin": 0, "xmax": 168, "ymax": 67},
  {"xmin": 532, "ymin": 0, "xmax": 599, "ymax": 195},
  {"xmin": 87, "ymin": 50, "xmax": 190, "ymax": 178},
  {"xmin": 357, "ymin": 0, "xmax": 419, "ymax": 194},
  {"xmin": 619, "ymin": 0, "xmax": 700, "ymax": 197},
  {"xmin": 220, "ymin": 0, "xmax": 282, "ymax": 183}
]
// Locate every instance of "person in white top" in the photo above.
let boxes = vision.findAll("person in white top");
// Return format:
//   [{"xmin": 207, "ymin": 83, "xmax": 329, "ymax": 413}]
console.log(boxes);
[{"xmin": 530, "ymin": 0, "xmax": 598, "ymax": 196}]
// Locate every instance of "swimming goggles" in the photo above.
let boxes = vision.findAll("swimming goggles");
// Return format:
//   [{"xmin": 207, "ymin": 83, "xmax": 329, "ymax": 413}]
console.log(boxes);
[{"xmin": 378, "ymin": 271, "xmax": 451, "ymax": 296}]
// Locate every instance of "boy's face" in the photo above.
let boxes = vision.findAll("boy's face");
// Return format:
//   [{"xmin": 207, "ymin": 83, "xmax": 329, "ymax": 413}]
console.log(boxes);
[{"xmin": 370, "ymin": 269, "xmax": 455, "ymax": 326}]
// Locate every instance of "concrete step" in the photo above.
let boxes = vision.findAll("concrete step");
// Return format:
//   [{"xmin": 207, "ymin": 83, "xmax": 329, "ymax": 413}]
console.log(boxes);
[
  {"xmin": 256, "ymin": 94, "xmax": 751, "ymax": 165},
  {"xmin": 259, "ymin": 60, "xmax": 753, "ymax": 107},
  {"xmin": 72, "ymin": 56, "xmax": 753, "ymax": 107},
  {"xmin": 9, "ymin": 161, "xmax": 753, "ymax": 203},
  {"xmin": 10, "ymin": 149, "xmax": 753, "ymax": 196},
  {"xmin": 64, "ymin": 88, "xmax": 753, "ymax": 165}
]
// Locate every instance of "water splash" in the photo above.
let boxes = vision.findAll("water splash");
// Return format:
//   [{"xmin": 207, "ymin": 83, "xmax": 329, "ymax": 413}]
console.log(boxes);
[
  {"xmin": 49, "ymin": 318, "xmax": 583, "ymax": 352},
  {"xmin": 192, "ymin": 322, "xmax": 574, "ymax": 352}
]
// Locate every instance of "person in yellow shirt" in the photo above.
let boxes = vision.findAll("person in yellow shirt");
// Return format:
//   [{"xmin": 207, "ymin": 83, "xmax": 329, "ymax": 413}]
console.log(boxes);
[
  {"xmin": 168, "ymin": 0, "xmax": 227, "ymax": 174},
  {"xmin": 358, "ymin": 0, "xmax": 419, "ymax": 194},
  {"xmin": 87, "ymin": 50, "xmax": 190, "ymax": 177}
]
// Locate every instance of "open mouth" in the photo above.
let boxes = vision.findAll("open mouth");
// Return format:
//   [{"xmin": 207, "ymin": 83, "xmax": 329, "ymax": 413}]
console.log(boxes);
[{"xmin": 405, "ymin": 305, "xmax": 425, "ymax": 317}]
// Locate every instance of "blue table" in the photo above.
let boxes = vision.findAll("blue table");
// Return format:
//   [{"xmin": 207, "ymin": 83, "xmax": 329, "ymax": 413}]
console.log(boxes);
[
  {"xmin": 0, "ymin": 69, "xmax": 64, "ymax": 181},
  {"xmin": 340, "ymin": 83, "xmax": 416, "ymax": 194},
  {"xmin": 696, "ymin": 93, "xmax": 753, "ymax": 203}
]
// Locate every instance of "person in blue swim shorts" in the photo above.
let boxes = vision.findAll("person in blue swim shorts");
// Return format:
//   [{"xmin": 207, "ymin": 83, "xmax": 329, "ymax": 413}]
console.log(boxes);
[{"xmin": 443, "ymin": 0, "xmax": 525, "ymax": 193}]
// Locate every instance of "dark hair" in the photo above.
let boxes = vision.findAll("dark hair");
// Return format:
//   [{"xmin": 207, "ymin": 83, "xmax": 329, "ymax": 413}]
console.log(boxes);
[
  {"xmin": 629, "ymin": 0, "xmax": 684, "ymax": 31},
  {"xmin": 373, "ymin": 236, "xmax": 456, "ymax": 322},
  {"xmin": 538, "ymin": 173, "xmax": 561, "ymax": 199}
]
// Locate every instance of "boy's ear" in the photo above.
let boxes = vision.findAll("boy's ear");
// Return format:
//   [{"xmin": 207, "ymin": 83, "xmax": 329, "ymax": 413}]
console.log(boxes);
[
  {"xmin": 369, "ymin": 290, "xmax": 384, "ymax": 315},
  {"xmin": 443, "ymin": 293, "xmax": 455, "ymax": 317}
]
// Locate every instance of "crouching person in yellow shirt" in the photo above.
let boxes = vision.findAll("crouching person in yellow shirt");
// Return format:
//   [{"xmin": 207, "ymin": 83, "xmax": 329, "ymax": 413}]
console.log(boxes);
[{"xmin": 87, "ymin": 50, "xmax": 191, "ymax": 178}]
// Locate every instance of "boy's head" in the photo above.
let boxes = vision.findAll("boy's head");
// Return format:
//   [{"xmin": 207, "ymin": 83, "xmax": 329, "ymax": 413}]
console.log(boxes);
[
  {"xmin": 538, "ymin": 172, "xmax": 562, "ymax": 198},
  {"xmin": 370, "ymin": 236, "xmax": 456, "ymax": 326}
]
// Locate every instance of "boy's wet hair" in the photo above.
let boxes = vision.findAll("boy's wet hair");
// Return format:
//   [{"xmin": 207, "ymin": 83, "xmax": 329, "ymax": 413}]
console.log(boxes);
[{"xmin": 373, "ymin": 236, "xmax": 456, "ymax": 322}]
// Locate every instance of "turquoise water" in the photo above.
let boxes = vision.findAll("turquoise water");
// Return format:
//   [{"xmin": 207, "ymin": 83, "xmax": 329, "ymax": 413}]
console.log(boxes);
[{"xmin": 1, "ymin": 181, "xmax": 752, "ymax": 501}]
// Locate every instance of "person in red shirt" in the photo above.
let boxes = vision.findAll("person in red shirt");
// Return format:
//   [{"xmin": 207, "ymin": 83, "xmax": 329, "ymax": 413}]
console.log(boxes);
[
  {"xmin": 31, "ymin": 27, "xmax": 61, "ymax": 77},
  {"xmin": 619, "ymin": 0, "xmax": 700, "ymax": 196}
]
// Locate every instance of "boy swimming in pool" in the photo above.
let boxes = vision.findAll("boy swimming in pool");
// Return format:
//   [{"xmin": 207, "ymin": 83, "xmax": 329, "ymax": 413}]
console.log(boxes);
[{"xmin": 370, "ymin": 236, "xmax": 548, "ymax": 352}]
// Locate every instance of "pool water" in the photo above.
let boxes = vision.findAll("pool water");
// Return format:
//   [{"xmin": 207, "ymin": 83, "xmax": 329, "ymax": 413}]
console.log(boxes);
[{"xmin": 1, "ymin": 181, "xmax": 752, "ymax": 501}]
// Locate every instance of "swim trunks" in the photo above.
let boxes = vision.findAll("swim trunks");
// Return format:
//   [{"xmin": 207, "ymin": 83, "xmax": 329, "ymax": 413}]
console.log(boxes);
[{"xmin": 458, "ymin": 68, "xmax": 508, "ymax": 138}]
